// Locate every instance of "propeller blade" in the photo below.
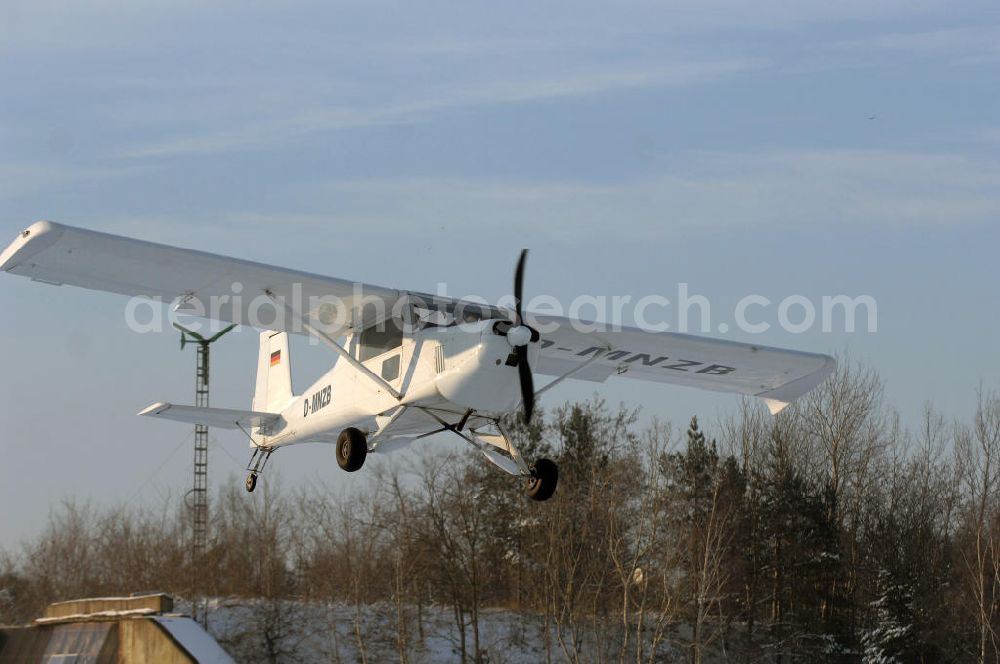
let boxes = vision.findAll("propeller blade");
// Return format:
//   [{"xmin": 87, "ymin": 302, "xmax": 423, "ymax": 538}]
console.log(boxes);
[
  {"xmin": 517, "ymin": 344, "xmax": 534, "ymax": 422},
  {"xmin": 514, "ymin": 248, "xmax": 528, "ymax": 322},
  {"xmin": 512, "ymin": 249, "xmax": 534, "ymax": 421}
]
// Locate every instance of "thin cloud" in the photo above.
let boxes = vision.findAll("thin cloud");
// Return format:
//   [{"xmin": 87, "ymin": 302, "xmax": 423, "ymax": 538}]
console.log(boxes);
[
  {"xmin": 285, "ymin": 148, "xmax": 1000, "ymax": 236},
  {"xmin": 0, "ymin": 162, "xmax": 150, "ymax": 201},
  {"xmin": 110, "ymin": 59, "xmax": 760, "ymax": 159},
  {"xmin": 28, "ymin": 148, "xmax": 996, "ymax": 239},
  {"xmin": 96, "ymin": 148, "xmax": 998, "ymax": 243},
  {"xmin": 839, "ymin": 26, "xmax": 1000, "ymax": 64}
]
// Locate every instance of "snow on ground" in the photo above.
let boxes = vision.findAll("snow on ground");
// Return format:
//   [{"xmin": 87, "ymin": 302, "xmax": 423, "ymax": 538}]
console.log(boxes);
[
  {"xmin": 173, "ymin": 597, "xmax": 701, "ymax": 663},
  {"xmin": 199, "ymin": 599, "xmax": 550, "ymax": 664}
]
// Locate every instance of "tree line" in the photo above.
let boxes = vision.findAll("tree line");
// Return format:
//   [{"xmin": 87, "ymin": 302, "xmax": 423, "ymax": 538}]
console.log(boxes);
[{"xmin": 3, "ymin": 359, "xmax": 1000, "ymax": 663}]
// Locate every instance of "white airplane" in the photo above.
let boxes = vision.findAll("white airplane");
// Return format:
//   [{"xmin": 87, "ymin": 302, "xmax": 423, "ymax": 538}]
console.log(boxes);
[{"xmin": 1, "ymin": 221, "xmax": 835, "ymax": 501}]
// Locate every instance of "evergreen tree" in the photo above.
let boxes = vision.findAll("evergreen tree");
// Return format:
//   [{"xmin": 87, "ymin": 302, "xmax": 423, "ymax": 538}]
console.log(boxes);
[
  {"xmin": 661, "ymin": 417, "xmax": 746, "ymax": 663},
  {"xmin": 861, "ymin": 568, "xmax": 916, "ymax": 664},
  {"xmin": 662, "ymin": 417, "xmax": 719, "ymax": 522},
  {"xmin": 755, "ymin": 442, "xmax": 843, "ymax": 655}
]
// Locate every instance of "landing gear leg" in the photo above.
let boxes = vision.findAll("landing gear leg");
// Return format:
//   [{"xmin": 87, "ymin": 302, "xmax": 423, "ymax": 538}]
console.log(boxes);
[{"xmin": 245, "ymin": 447, "xmax": 273, "ymax": 493}]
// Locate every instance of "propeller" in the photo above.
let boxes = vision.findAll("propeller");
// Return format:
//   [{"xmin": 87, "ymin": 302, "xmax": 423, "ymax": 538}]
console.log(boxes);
[{"xmin": 510, "ymin": 249, "xmax": 535, "ymax": 422}]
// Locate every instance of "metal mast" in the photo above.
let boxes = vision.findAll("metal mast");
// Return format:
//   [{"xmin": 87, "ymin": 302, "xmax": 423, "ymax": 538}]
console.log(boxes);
[{"xmin": 175, "ymin": 322, "xmax": 236, "ymax": 626}]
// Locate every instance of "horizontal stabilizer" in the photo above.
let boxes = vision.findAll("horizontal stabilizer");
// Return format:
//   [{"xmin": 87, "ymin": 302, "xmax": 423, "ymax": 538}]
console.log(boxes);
[{"xmin": 138, "ymin": 402, "xmax": 280, "ymax": 429}]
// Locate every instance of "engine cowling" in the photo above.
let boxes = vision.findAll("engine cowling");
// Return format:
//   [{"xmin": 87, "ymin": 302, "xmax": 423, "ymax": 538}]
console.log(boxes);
[{"xmin": 433, "ymin": 320, "xmax": 539, "ymax": 416}]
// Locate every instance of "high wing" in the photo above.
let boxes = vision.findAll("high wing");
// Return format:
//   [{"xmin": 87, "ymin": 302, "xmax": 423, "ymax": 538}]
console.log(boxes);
[
  {"xmin": 531, "ymin": 316, "xmax": 834, "ymax": 413},
  {"xmin": 138, "ymin": 402, "xmax": 279, "ymax": 429},
  {"xmin": 0, "ymin": 221, "xmax": 404, "ymax": 337},
  {"xmin": 3, "ymin": 221, "xmax": 834, "ymax": 412}
]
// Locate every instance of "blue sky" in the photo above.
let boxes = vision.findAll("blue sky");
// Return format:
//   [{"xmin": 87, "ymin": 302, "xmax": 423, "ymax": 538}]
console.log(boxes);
[{"xmin": 1, "ymin": 1, "xmax": 998, "ymax": 547}]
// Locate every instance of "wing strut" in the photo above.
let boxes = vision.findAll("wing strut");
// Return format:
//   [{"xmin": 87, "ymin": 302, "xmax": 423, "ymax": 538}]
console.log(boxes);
[
  {"xmin": 534, "ymin": 345, "xmax": 611, "ymax": 398},
  {"xmin": 367, "ymin": 405, "xmax": 409, "ymax": 452},
  {"xmin": 414, "ymin": 408, "xmax": 531, "ymax": 477},
  {"xmin": 267, "ymin": 291, "xmax": 402, "ymax": 400}
]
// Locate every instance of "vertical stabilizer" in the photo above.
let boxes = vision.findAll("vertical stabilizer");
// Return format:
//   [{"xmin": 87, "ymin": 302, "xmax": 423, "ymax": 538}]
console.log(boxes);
[{"xmin": 254, "ymin": 331, "xmax": 293, "ymax": 413}]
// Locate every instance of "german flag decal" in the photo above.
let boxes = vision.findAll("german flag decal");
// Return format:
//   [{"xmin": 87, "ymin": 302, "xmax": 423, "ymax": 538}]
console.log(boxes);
[{"xmin": 270, "ymin": 350, "xmax": 281, "ymax": 366}]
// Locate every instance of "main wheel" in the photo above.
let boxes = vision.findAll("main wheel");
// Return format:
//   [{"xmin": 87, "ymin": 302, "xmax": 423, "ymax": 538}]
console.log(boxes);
[
  {"xmin": 336, "ymin": 427, "xmax": 368, "ymax": 472},
  {"xmin": 245, "ymin": 472, "xmax": 258, "ymax": 493},
  {"xmin": 525, "ymin": 458, "xmax": 558, "ymax": 502}
]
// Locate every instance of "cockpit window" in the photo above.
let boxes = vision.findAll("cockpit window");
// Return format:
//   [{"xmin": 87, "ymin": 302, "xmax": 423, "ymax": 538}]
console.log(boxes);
[
  {"xmin": 406, "ymin": 301, "xmax": 495, "ymax": 331},
  {"xmin": 412, "ymin": 307, "xmax": 483, "ymax": 329},
  {"xmin": 405, "ymin": 292, "xmax": 504, "ymax": 326},
  {"xmin": 358, "ymin": 324, "xmax": 403, "ymax": 362}
]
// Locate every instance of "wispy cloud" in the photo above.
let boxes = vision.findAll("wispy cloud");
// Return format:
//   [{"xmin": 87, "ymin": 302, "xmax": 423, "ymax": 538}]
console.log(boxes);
[
  {"xmin": 0, "ymin": 0, "xmax": 963, "ymax": 56},
  {"xmin": 840, "ymin": 26, "xmax": 1000, "ymax": 65},
  {"xmin": 283, "ymin": 148, "xmax": 1000, "ymax": 236},
  {"xmin": 97, "ymin": 148, "xmax": 996, "ymax": 243},
  {"xmin": 0, "ymin": 0, "xmax": 227, "ymax": 54},
  {"xmin": 111, "ymin": 58, "xmax": 759, "ymax": 159},
  {"xmin": 0, "ymin": 162, "xmax": 149, "ymax": 201}
]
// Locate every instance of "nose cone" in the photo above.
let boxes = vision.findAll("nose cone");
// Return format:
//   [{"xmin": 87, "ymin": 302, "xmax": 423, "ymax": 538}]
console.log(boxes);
[{"xmin": 506, "ymin": 325, "xmax": 532, "ymax": 348}]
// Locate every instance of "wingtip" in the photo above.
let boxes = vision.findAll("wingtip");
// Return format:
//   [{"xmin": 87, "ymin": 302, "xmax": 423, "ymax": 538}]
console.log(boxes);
[
  {"xmin": 138, "ymin": 402, "xmax": 171, "ymax": 417},
  {"xmin": 762, "ymin": 398, "xmax": 791, "ymax": 415},
  {"xmin": 1, "ymin": 220, "xmax": 66, "ymax": 272}
]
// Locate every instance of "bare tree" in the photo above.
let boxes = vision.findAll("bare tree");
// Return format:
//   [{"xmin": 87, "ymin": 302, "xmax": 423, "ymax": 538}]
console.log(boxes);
[
  {"xmin": 799, "ymin": 356, "xmax": 890, "ymax": 642},
  {"xmin": 722, "ymin": 398, "xmax": 772, "ymax": 652},
  {"xmin": 607, "ymin": 419, "xmax": 677, "ymax": 664},
  {"xmin": 956, "ymin": 389, "xmax": 1000, "ymax": 663}
]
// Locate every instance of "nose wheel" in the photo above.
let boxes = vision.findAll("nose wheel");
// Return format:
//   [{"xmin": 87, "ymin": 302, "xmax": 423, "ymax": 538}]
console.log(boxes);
[{"xmin": 525, "ymin": 458, "xmax": 558, "ymax": 501}]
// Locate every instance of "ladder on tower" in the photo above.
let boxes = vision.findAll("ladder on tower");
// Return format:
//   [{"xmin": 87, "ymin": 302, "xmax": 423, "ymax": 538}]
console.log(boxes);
[
  {"xmin": 176, "ymin": 322, "xmax": 236, "ymax": 627},
  {"xmin": 192, "ymin": 342, "xmax": 209, "ymax": 575}
]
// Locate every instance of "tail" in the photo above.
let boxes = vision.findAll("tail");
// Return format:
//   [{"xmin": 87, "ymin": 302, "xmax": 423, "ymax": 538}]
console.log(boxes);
[{"xmin": 254, "ymin": 330, "xmax": 293, "ymax": 413}]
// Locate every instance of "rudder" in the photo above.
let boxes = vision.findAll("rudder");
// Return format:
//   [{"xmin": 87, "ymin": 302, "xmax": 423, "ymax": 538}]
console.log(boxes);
[{"xmin": 254, "ymin": 330, "xmax": 293, "ymax": 413}]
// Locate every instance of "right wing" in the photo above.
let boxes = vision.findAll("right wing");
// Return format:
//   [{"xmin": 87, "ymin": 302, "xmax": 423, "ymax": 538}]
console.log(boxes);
[{"xmin": 0, "ymin": 221, "xmax": 405, "ymax": 337}]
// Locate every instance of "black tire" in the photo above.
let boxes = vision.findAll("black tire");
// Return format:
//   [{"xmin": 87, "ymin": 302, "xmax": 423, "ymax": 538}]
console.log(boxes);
[
  {"xmin": 245, "ymin": 473, "xmax": 257, "ymax": 493},
  {"xmin": 336, "ymin": 427, "xmax": 368, "ymax": 472},
  {"xmin": 525, "ymin": 458, "xmax": 558, "ymax": 502}
]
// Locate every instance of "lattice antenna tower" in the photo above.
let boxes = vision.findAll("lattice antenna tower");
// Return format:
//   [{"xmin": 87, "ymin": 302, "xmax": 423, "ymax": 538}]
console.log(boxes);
[{"xmin": 175, "ymin": 321, "xmax": 236, "ymax": 626}]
